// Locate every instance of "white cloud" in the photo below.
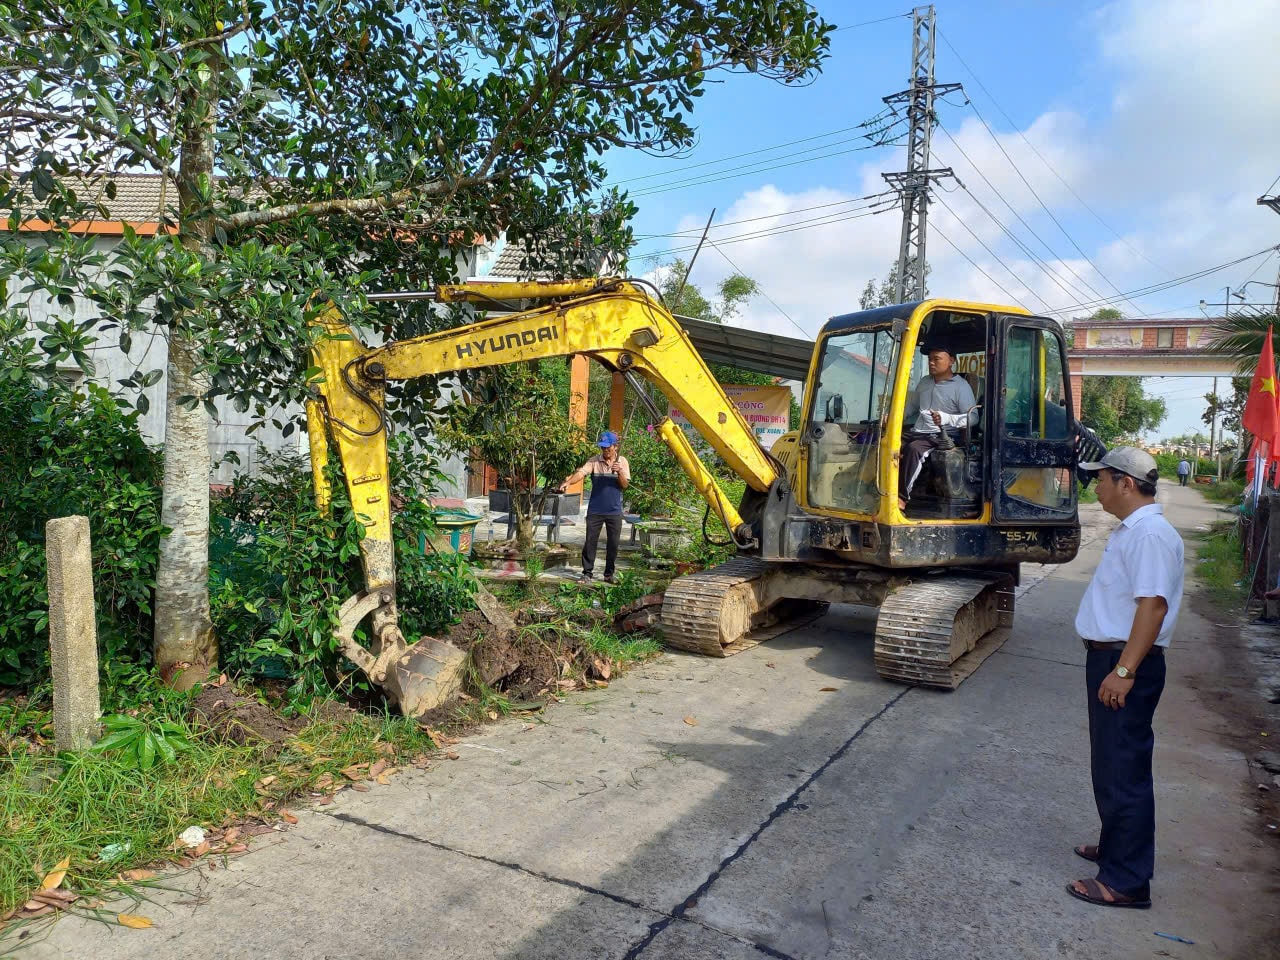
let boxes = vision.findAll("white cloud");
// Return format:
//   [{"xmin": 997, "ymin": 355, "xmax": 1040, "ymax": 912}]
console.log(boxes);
[{"xmin": 634, "ymin": 0, "xmax": 1280, "ymax": 435}]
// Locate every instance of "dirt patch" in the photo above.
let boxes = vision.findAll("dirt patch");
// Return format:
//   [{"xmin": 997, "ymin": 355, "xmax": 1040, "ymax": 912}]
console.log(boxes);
[
  {"xmin": 437, "ymin": 606, "xmax": 571, "ymax": 698},
  {"xmin": 190, "ymin": 685, "xmax": 305, "ymax": 751},
  {"xmin": 1186, "ymin": 587, "xmax": 1280, "ymax": 955}
]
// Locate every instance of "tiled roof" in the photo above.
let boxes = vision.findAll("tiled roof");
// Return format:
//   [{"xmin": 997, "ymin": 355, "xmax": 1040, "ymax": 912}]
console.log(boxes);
[
  {"xmin": 487, "ymin": 232, "xmax": 614, "ymax": 280},
  {"xmin": 10, "ymin": 172, "xmax": 177, "ymax": 225}
]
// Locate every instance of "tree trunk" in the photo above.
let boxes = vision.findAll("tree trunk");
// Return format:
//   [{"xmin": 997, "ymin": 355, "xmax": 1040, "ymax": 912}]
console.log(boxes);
[
  {"xmin": 155, "ymin": 36, "xmax": 219, "ymax": 689},
  {"xmin": 154, "ymin": 335, "xmax": 217, "ymax": 687},
  {"xmin": 513, "ymin": 491, "xmax": 536, "ymax": 552}
]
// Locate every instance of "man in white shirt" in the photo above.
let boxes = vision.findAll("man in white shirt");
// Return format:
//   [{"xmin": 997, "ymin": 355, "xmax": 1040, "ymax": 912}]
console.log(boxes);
[
  {"xmin": 898, "ymin": 345, "xmax": 978, "ymax": 510},
  {"xmin": 1068, "ymin": 447, "xmax": 1184, "ymax": 910}
]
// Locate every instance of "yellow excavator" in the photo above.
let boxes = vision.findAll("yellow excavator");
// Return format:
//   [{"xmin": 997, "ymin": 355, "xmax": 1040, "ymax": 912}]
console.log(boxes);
[{"xmin": 306, "ymin": 276, "xmax": 1090, "ymax": 716}]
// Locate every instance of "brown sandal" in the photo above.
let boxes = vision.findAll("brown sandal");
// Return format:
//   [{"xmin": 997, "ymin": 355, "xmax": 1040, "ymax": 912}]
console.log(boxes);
[
  {"xmin": 1074, "ymin": 844, "xmax": 1100, "ymax": 863},
  {"xmin": 1065, "ymin": 877, "xmax": 1151, "ymax": 909}
]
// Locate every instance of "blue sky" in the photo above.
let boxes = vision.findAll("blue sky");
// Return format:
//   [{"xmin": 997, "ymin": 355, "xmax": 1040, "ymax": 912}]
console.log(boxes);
[{"xmin": 601, "ymin": 0, "xmax": 1280, "ymax": 441}]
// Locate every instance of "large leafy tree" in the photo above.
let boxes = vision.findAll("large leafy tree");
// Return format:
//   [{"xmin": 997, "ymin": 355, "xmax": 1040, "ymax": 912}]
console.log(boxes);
[
  {"xmin": 1080, "ymin": 377, "xmax": 1167, "ymax": 443},
  {"xmin": 0, "ymin": 1, "xmax": 832, "ymax": 686}
]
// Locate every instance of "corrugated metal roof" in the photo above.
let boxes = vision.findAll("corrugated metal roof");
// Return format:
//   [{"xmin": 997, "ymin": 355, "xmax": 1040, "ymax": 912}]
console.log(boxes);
[{"xmin": 679, "ymin": 314, "xmax": 813, "ymax": 382}]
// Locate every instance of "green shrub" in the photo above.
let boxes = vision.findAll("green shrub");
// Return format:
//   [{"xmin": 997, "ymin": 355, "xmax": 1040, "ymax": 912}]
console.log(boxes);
[
  {"xmin": 210, "ymin": 441, "xmax": 476, "ymax": 705},
  {"xmin": 1153, "ymin": 452, "xmax": 1217, "ymax": 479},
  {"xmin": 0, "ymin": 372, "xmax": 163, "ymax": 687}
]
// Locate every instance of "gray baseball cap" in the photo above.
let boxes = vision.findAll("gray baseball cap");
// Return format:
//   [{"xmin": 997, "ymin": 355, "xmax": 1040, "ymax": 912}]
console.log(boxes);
[{"xmin": 1079, "ymin": 446, "xmax": 1159, "ymax": 484}]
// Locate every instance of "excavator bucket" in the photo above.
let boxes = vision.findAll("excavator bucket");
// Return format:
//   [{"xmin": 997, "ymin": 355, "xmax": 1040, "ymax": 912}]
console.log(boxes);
[
  {"xmin": 378, "ymin": 635, "xmax": 469, "ymax": 717},
  {"xmin": 332, "ymin": 583, "xmax": 516, "ymax": 718},
  {"xmin": 333, "ymin": 591, "xmax": 468, "ymax": 717}
]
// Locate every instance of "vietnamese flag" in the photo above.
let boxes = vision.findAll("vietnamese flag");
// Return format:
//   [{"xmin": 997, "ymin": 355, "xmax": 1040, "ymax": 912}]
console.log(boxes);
[{"xmin": 1243, "ymin": 325, "xmax": 1280, "ymax": 446}]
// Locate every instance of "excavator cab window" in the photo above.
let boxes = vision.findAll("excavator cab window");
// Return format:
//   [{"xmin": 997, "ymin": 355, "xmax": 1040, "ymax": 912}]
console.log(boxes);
[
  {"xmin": 805, "ymin": 325, "xmax": 895, "ymax": 516},
  {"xmin": 900, "ymin": 311, "xmax": 988, "ymax": 520}
]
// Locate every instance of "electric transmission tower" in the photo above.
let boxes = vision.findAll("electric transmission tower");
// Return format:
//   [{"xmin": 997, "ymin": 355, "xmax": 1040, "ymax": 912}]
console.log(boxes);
[{"xmin": 882, "ymin": 5, "xmax": 961, "ymax": 304}]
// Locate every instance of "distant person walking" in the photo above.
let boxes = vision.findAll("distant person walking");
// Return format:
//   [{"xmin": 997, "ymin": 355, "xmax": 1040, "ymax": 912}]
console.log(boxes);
[
  {"xmin": 560, "ymin": 430, "xmax": 630, "ymax": 583},
  {"xmin": 1068, "ymin": 447, "xmax": 1184, "ymax": 910},
  {"xmin": 1176, "ymin": 458, "xmax": 1191, "ymax": 486}
]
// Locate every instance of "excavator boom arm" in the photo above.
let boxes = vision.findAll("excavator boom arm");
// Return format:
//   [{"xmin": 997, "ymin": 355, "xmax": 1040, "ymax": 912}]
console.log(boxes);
[{"xmin": 307, "ymin": 278, "xmax": 778, "ymax": 601}]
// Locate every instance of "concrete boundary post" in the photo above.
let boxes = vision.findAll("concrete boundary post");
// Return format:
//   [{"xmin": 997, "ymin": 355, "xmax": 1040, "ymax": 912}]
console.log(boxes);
[{"xmin": 46, "ymin": 515, "xmax": 102, "ymax": 751}]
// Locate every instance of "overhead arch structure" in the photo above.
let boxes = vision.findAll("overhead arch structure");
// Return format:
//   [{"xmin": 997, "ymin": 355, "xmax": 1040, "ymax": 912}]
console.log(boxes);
[{"xmin": 1067, "ymin": 316, "xmax": 1237, "ymax": 418}]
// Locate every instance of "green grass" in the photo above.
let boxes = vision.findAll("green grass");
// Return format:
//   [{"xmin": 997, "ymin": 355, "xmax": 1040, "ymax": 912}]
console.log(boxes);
[
  {"xmin": 580, "ymin": 622, "xmax": 663, "ymax": 663},
  {"xmin": 1198, "ymin": 478, "xmax": 1246, "ymax": 505},
  {"xmin": 0, "ymin": 690, "xmax": 435, "ymax": 926},
  {"xmin": 1194, "ymin": 521, "xmax": 1247, "ymax": 606}
]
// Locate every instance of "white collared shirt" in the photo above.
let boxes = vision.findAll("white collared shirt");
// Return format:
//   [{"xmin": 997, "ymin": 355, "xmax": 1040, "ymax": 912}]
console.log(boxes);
[{"xmin": 1074, "ymin": 502, "xmax": 1184, "ymax": 647}]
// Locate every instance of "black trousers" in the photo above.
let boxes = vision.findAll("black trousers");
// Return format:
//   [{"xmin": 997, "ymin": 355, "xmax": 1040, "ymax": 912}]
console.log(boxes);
[
  {"xmin": 899, "ymin": 432, "xmax": 951, "ymax": 499},
  {"xmin": 1178, "ymin": 474, "xmax": 1189, "ymax": 486},
  {"xmin": 581, "ymin": 513, "xmax": 622, "ymax": 577},
  {"xmin": 1086, "ymin": 647, "xmax": 1166, "ymax": 899}
]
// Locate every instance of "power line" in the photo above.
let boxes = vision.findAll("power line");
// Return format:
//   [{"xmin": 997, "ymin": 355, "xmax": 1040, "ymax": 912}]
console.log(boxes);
[
  {"xmin": 1043, "ymin": 244, "xmax": 1280, "ymax": 316},
  {"xmin": 633, "ymin": 190, "xmax": 895, "ymax": 239},
  {"xmin": 628, "ymin": 136, "xmax": 901, "ymax": 198},
  {"xmin": 928, "ymin": 222, "xmax": 1030, "ymax": 309},
  {"xmin": 931, "ymin": 192, "xmax": 1053, "ymax": 312},
  {"xmin": 707, "ymin": 240, "xmax": 815, "ymax": 341},
  {"xmin": 932, "ymin": 124, "xmax": 1101, "ymax": 304},
  {"xmin": 832, "ymin": 12, "xmax": 914, "ymax": 31},
  {"xmin": 937, "ymin": 28, "xmax": 1168, "ymax": 277},
  {"xmin": 629, "ymin": 198, "xmax": 897, "ymax": 262},
  {"xmin": 614, "ymin": 124, "xmax": 888, "ymax": 187},
  {"xmin": 940, "ymin": 113, "xmax": 1129, "ymax": 312},
  {"xmin": 941, "ymin": 81, "xmax": 1146, "ymax": 315}
]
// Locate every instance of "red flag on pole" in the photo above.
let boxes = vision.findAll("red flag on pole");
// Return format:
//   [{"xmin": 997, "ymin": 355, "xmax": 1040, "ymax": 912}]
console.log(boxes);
[{"xmin": 1243, "ymin": 325, "xmax": 1280, "ymax": 445}]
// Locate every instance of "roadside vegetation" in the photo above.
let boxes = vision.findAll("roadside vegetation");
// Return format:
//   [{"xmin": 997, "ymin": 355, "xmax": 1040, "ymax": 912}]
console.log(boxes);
[
  {"xmin": 1195, "ymin": 521, "xmax": 1248, "ymax": 606},
  {"xmin": 0, "ymin": 368, "xmax": 691, "ymax": 936}
]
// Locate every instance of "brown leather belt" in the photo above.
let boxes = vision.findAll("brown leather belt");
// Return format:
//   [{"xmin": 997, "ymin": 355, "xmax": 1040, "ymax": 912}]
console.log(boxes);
[{"xmin": 1085, "ymin": 640, "xmax": 1163, "ymax": 655}]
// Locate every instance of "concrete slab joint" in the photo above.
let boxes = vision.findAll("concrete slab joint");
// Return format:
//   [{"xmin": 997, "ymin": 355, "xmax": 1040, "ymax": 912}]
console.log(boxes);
[{"xmin": 45, "ymin": 515, "xmax": 102, "ymax": 751}]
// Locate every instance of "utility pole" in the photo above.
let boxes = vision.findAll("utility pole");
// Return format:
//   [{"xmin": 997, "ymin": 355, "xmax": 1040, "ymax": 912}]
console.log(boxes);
[
  {"xmin": 1258, "ymin": 190, "xmax": 1280, "ymax": 312},
  {"xmin": 882, "ymin": 5, "xmax": 961, "ymax": 304},
  {"xmin": 1209, "ymin": 285, "xmax": 1230, "ymax": 462},
  {"xmin": 1208, "ymin": 375, "xmax": 1219, "ymax": 465}
]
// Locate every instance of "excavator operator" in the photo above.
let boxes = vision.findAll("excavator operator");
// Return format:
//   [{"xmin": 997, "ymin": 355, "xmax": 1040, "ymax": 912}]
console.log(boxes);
[{"xmin": 898, "ymin": 344, "xmax": 979, "ymax": 510}]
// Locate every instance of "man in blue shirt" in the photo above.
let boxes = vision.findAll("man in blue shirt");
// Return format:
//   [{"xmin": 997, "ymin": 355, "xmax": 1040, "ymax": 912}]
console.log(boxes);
[
  {"xmin": 560, "ymin": 431, "xmax": 631, "ymax": 582},
  {"xmin": 1176, "ymin": 458, "xmax": 1191, "ymax": 486}
]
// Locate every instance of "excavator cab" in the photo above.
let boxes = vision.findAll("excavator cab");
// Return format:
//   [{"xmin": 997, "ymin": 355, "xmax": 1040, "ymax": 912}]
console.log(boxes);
[{"xmin": 790, "ymin": 299, "xmax": 1079, "ymax": 566}]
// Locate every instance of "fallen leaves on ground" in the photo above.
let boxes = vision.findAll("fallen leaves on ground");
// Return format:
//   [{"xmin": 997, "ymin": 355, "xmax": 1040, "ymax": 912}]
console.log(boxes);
[
  {"xmin": 119, "ymin": 869, "xmax": 156, "ymax": 882},
  {"xmin": 116, "ymin": 913, "xmax": 153, "ymax": 929},
  {"xmin": 280, "ymin": 810, "xmax": 298, "ymax": 825},
  {"xmin": 38, "ymin": 856, "xmax": 71, "ymax": 891},
  {"xmin": 819, "ymin": 687, "xmax": 837, "ymax": 692},
  {"xmin": 683, "ymin": 716, "xmax": 698, "ymax": 727}
]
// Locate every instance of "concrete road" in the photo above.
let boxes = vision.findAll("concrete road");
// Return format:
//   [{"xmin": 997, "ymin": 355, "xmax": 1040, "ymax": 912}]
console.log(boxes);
[{"xmin": 24, "ymin": 486, "xmax": 1279, "ymax": 959}]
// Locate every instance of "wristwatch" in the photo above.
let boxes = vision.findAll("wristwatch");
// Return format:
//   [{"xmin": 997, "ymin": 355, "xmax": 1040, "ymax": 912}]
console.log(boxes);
[{"xmin": 1114, "ymin": 665, "xmax": 1133, "ymax": 680}]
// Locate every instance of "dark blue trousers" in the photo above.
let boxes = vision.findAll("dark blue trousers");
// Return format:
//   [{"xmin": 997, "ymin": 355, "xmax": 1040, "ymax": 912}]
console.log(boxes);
[{"xmin": 1086, "ymin": 648, "xmax": 1166, "ymax": 899}]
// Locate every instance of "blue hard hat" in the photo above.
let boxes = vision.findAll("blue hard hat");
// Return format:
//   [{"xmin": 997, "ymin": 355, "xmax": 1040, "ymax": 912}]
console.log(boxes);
[{"xmin": 597, "ymin": 430, "xmax": 619, "ymax": 448}]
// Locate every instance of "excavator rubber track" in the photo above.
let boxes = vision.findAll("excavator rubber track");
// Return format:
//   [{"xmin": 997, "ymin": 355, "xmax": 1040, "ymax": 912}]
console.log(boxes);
[
  {"xmin": 660, "ymin": 557, "xmax": 826, "ymax": 657},
  {"xmin": 873, "ymin": 573, "xmax": 1015, "ymax": 689}
]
